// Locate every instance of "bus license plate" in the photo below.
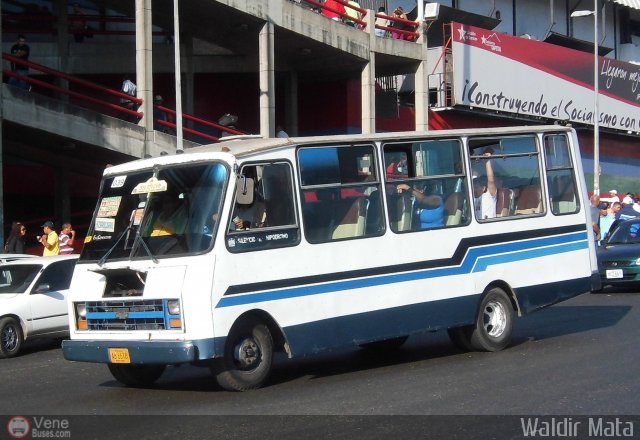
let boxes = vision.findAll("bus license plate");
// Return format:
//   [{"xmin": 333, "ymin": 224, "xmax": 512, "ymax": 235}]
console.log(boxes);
[
  {"xmin": 606, "ymin": 269, "xmax": 623, "ymax": 279},
  {"xmin": 108, "ymin": 348, "xmax": 131, "ymax": 363}
]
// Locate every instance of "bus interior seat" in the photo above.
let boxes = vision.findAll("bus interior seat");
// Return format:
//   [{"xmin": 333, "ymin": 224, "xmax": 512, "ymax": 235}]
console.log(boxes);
[
  {"xmin": 303, "ymin": 200, "xmax": 334, "ymax": 242},
  {"xmin": 514, "ymin": 185, "xmax": 542, "ymax": 214},
  {"xmin": 365, "ymin": 190, "xmax": 383, "ymax": 235},
  {"xmin": 389, "ymin": 193, "xmax": 413, "ymax": 232},
  {"xmin": 496, "ymin": 188, "xmax": 515, "ymax": 217},
  {"xmin": 332, "ymin": 197, "xmax": 368, "ymax": 239},
  {"xmin": 444, "ymin": 192, "xmax": 464, "ymax": 226}
]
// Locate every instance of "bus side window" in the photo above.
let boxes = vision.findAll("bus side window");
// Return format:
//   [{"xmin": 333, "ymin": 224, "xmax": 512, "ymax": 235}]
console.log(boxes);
[
  {"xmin": 544, "ymin": 134, "xmax": 579, "ymax": 215},
  {"xmin": 226, "ymin": 162, "xmax": 299, "ymax": 252},
  {"xmin": 298, "ymin": 145, "xmax": 382, "ymax": 243}
]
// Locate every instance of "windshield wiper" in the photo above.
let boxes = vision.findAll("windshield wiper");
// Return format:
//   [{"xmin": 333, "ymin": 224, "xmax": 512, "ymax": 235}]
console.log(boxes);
[
  {"xmin": 131, "ymin": 232, "xmax": 159, "ymax": 264},
  {"xmin": 98, "ymin": 224, "xmax": 132, "ymax": 267}
]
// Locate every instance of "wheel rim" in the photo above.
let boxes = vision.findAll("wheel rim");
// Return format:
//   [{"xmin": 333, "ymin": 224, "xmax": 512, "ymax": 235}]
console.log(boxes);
[
  {"xmin": 2, "ymin": 324, "xmax": 18, "ymax": 352},
  {"xmin": 483, "ymin": 300, "xmax": 507, "ymax": 338},
  {"xmin": 233, "ymin": 336, "xmax": 261, "ymax": 370}
]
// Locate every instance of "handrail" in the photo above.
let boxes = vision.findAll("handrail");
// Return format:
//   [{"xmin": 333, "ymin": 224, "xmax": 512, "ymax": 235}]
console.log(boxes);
[
  {"xmin": 3, "ymin": 52, "xmax": 237, "ymax": 142},
  {"xmin": 3, "ymin": 53, "xmax": 143, "ymax": 105}
]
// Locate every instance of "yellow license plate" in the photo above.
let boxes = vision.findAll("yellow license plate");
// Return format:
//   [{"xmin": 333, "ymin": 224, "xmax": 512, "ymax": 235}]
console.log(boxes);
[{"xmin": 108, "ymin": 348, "xmax": 131, "ymax": 364}]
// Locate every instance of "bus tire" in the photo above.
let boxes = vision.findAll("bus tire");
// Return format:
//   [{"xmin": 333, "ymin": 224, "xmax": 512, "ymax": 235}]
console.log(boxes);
[
  {"xmin": 213, "ymin": 318, "xmax": 273, "ymax": 391},
  {"xmin": 107, "ymin": 364, "xmax": 166, "ymax": 387},
  {"xmin": 0, "ymin": 317, "xmax": 23, "ymax": 358},
  {"xmin": 469, "ymin": 287, "xmax": 514, "ymax": 352}
]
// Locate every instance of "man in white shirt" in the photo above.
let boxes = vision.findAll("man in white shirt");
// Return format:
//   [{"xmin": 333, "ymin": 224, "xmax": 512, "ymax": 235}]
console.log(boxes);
[{"xmin": 472, "ymin": 151, "xmax": 497, "ymax": 220}]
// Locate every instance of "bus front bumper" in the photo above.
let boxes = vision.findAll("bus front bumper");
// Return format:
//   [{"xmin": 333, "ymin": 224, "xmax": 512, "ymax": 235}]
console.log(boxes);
[{"xmin": 62, "ymin": 338, "xmax": 218, "ymax": 364}]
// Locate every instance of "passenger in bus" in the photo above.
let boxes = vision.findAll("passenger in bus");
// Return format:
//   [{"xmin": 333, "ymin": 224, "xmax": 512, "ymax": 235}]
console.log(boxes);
[
  {"xmin": 397, "ymin": 182, "xmax": 444, "ymax": 229},
  {"xmin": 149, "ymin": 192, "xmax": 188, "ymax": 236},
  {"xmin": 472, "ymin": 150, "xmax": 497, "ymax": 220},
  {"xmin": 230, "ymin": 189, "xmax": 267, "ymax": 231}
]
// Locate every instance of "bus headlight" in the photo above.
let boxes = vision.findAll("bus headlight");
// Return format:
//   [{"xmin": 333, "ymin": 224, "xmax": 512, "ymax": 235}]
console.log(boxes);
[
  {"xmin": 167, "ymin": 299, "xmax": 180, "ymax": 315},
  {"xmin": 75, "ymin": 303, "xmax": 87, "ymax": 330}
]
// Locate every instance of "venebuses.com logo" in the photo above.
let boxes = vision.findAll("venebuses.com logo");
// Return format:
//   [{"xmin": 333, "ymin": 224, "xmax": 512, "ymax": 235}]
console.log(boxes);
[
  {"xmin": 7, "ymin": 416, "xmax": 30, "ymax": 439},
  {"xmin": 6, "ymin": 416, "xmax": 71, "ymax": 438}
]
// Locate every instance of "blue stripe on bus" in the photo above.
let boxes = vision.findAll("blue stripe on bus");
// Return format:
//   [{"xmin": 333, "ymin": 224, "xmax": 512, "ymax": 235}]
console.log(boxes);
[
  {"xmin": 86, "ymin": 311, "xmax": 165, "ymax": 319},
  {"xmin": 215, "ymin": 231, "xmax": 589, "ymax": 309}
]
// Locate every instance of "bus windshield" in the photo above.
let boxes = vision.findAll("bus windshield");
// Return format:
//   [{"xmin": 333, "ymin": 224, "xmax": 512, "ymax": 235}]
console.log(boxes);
[{"xmin": 80, "ymin": 162, "xmax": 228, "ymax": 262}]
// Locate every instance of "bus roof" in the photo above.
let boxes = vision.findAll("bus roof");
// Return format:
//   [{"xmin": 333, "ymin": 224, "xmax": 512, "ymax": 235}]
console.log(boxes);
[{"xmin": 104, "ymin": 125, "xmax": 573, "ymax": 175}]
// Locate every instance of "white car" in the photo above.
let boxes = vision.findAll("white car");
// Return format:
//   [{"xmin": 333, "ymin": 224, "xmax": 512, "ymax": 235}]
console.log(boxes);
[
  {"xmin": 0, "ymin": 255, "xmax": 79, "ymax": 358},
  {"xmin": 0, "ymin": 254, "xmax": 36, "ymax": 264}
]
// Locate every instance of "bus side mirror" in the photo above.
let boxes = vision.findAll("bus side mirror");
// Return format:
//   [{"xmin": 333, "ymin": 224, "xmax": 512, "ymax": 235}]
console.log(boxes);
[{"xmin": 236, "ymin": 176, "xmax": 255, "ymax": 205}]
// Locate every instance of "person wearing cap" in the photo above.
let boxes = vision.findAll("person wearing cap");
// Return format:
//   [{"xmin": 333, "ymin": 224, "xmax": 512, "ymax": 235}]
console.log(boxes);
[
  {"xmin": 38, "ymin": 221, "xmax": 60, "ymax": 256},
  {"xmin": 608, "ymin": 189, "xmax": 620, "ymax": 203},
  {"xmin": 598, "ymin": 202, "xmax": 615, "ymax": 244},
  {"xmin": 615, "ymin": 195, "xmax": 640, "ymax": 222}
]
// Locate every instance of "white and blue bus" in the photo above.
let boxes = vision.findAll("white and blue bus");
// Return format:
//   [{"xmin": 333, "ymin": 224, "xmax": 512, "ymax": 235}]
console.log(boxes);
[{"xmin": 63, "ymin": 125, "xmax": 599, "ymax": 390}]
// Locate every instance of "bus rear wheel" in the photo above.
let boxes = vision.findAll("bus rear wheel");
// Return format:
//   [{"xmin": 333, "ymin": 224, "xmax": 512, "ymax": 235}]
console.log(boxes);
[
  {"xmin": 448, "ymin": 287, "xmax": 514, "ymax": 352},
  {"xmin": 107, "ymin": 364, "xmax": 166, "ymax": 387},
  {"xmin": 212, "ymin": 317, "xmax": 273, "ymax": 391}
]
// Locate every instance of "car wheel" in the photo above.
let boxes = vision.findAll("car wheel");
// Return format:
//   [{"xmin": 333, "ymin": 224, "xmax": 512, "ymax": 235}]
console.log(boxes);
[
  {"xmin": 0, "ymin": 317, "xmax": 24, "ymax": 358},
  {"xmin": 211, "ymin": 317, "xmax": 273, "ymax": 391},
  {"xmin": 107, "ymin": 364, "xmax": 166, "ymax": 387}
]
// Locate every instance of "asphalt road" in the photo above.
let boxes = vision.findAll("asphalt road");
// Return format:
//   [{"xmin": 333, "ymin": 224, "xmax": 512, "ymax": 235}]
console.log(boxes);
[{"xmin": 2, "ymin": 288, "xmax": 639, "ymax": 439}]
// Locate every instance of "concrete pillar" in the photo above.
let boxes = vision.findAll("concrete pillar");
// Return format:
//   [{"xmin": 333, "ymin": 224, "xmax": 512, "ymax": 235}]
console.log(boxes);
[
  {"xmin": 415, "ymin": 20, "xmax": 429, "ymax": 132},
  {"xmin": 259, "ymin": 22, "xmax": 275, "ymax": 138},
  {"xmin": 136, "ymin": 0, "xmax": 154, "ymax": 156},
  {"xmin": 285, "ymin": 71, "xmax": 298, "ymax": 136},
  {"xmin": 53, "ymin": 0, "xmax": 69, "ymax": 103},
  {"xmin": 0, "ymin": 10, "xmax": 4, "ymax": 244},
  {"xmin": 361, "ymin": 11, "xmax": 376, "ymax": 134}
]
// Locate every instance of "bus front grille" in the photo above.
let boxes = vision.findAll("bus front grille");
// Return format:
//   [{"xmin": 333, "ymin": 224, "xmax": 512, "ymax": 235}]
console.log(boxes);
[{"xmin": 85, "ymin": 299, "xmax": 166, "ymax": 331}]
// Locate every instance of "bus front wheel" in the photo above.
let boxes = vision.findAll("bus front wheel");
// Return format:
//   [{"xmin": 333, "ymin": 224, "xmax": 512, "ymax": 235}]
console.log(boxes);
[
  {"xmin": 212, "ymin": 317, "xmax": 273, "ymax": 391},
  {"xmin": 448, "ymin": 287, "xmax": 514, "ymax": 352},
  {"xmin": 107, "ymin": 364, "xmax": 166, "ymax": 387}
]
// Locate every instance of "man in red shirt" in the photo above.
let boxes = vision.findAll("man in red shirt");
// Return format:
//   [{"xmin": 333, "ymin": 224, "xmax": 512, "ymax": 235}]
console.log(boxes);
[{"xmin": 322, "ymin": 0, "xmax": 345, "ymax": 21}]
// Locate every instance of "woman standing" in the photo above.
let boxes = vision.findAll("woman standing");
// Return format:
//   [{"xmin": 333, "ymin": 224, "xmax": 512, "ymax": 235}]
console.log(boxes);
[{"xmin": 5, "ymin": 222, "xmax": 27, "ymax": 254}]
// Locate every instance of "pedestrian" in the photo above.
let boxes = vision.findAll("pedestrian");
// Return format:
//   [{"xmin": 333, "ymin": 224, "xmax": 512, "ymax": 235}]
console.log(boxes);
[
  {"xmin": 9, "ymin": 34, "xmax": 31, "ymax": 91},
  {"xmin": 374, "ymin": 7, "xmax": 389, "ymax": 37},
  {"xmin": 344, "ymin": 0, "xmax": 362, "ymax": 28},
  {"xmin": 4, "ymin": 222, "xmax": 27, "ymax": 254},
  {"xmin": 59, "ymin": 223, "xmax": 76, "ymax": 254},
  {"xmin": 120, "ymin": 78, "xmax": 138, "ymax": 122},
  {"xmin": 390, "ymin": 7, "xmax": 407, "ymax": 40},
  {"xmin": 153, "ymin": 95, "xmax": 171, "ymax": 133},
  {"xmin": 69, "ymin": 3, "xmax": 88, "ymax": 42},
  {"xmin": 38, "ymin": 221, "xmax": 60, "ymax": 256},
  {"xmin": 276, "ymin": 125, "xmax": 289, "ymax": 138}
]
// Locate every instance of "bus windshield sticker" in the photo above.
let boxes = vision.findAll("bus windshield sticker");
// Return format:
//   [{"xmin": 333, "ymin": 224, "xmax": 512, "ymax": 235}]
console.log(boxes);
[
  {"xmin": 95, "ymin": 217, "xmax": 116, "ymax": 233},
  {"xmin": 111, "ymin": 175, "xmax": 127, "ymax": 188},
  {"xmin": 131, "ymin": 177, "xmax": 168, "ymax": 195},
  {"xmin": 97, "ymin": 196, "xmax": 122, "ymax": 217}
]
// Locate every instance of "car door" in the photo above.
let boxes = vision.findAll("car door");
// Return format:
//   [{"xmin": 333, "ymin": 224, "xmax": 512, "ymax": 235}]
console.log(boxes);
[{"xmin": 29, "ymin": 260, "xmax": 76, "ymax": 336}]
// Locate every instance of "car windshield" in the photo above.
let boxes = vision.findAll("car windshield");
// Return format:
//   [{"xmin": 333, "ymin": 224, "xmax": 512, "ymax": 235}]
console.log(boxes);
[
  {"xmin": 80, "ymin": 162, "xmax": 229, "ymax": 262},
  {"xmin": 607, "ymin": 220, "xmax": 640, "ymax": 244},
  {"xmin": 0, "ymin": 264, "xmax": 42, "ymax": 293}
]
